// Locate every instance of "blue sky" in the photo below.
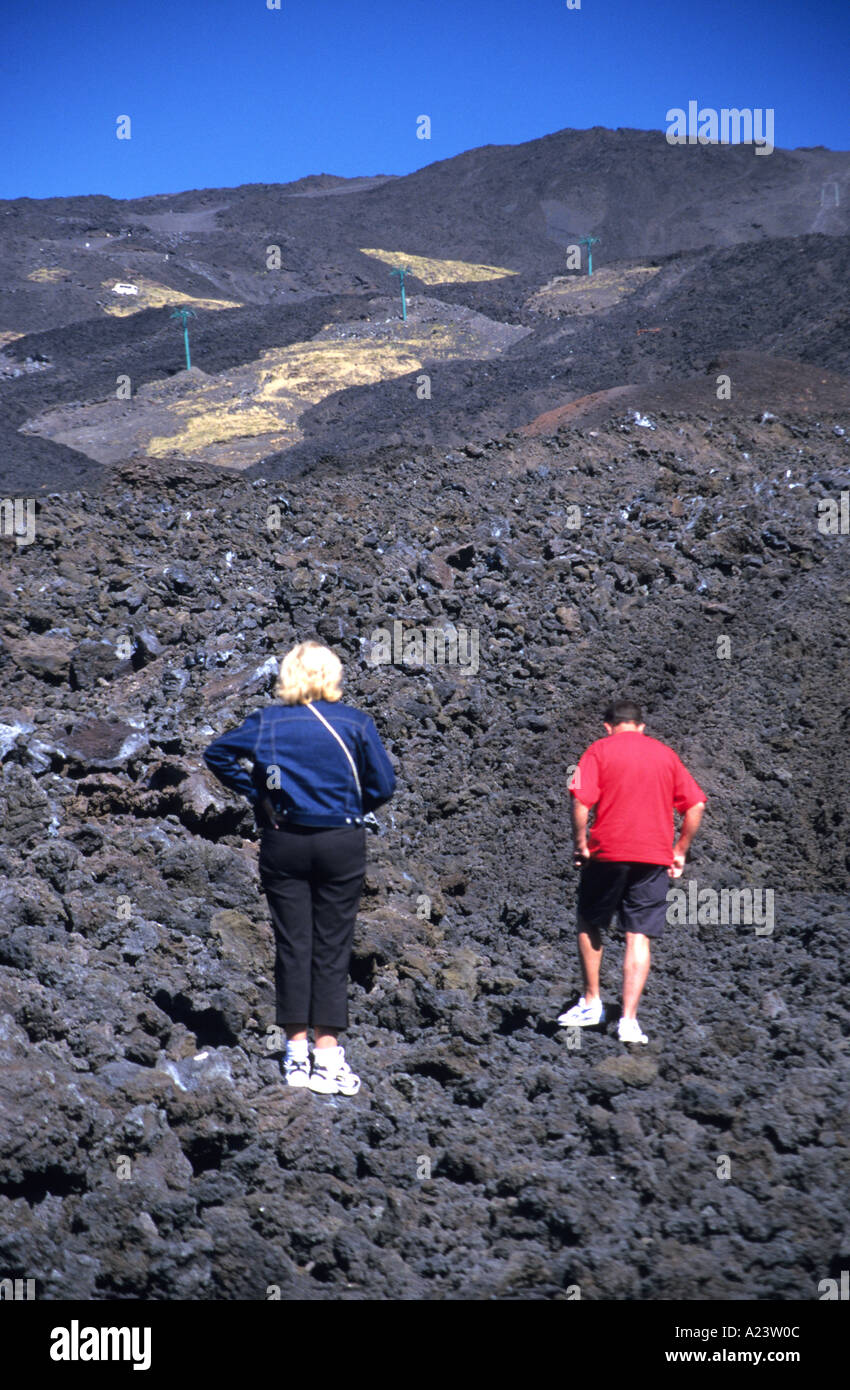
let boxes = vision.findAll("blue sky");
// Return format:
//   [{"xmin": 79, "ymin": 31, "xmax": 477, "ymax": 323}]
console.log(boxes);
[{"xmin": 2, "ymin": 0, "xmax": 848, "ymax": 199}]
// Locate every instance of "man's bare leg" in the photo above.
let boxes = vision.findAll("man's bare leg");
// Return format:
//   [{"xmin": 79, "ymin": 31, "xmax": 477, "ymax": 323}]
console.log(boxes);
[
  {"xmin": 577, "ymin": 921, "xmax": 603, "ymax": 1002},
  {"xmin": 285, "ymin": 1026, "xmax": 337, "ymax": 1048},
  {"xmin": 622, "ymin": 932, "xmax": 651, "ymax": 1020}
]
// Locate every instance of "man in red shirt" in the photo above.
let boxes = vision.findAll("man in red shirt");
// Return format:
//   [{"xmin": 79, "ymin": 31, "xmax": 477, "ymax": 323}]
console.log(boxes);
[{"xmin": 559, "ymin": 698, "xmax": 706, "ymax": 1044}]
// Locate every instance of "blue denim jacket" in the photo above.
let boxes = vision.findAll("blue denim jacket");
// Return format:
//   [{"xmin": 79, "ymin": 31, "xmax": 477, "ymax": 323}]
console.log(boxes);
[{"xmin": 203, "ymin": 699, "xmax": 396, "ymax": 827}]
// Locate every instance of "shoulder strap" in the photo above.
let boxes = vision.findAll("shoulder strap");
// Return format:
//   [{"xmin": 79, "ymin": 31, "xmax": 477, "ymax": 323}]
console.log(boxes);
[
  {"xmin": 253, "ymin": 705, "xmax": 266, "ymax": 760},
  {"xmin": 305, "ymin": 701, "xmax": 362, "ymax": 804}
]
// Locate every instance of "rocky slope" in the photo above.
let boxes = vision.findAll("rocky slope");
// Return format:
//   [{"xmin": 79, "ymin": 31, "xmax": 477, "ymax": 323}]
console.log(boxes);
[
  {"xmin": 1, "ymin": 406, "xmax": 848, "ymax": 1299},
  {"xmin": 2, "ymin": 125, "xmax": 849, "ymax": 490}
]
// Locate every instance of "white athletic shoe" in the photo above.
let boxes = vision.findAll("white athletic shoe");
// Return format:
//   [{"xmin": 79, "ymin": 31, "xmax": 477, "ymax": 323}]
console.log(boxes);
[
  {"xmin": 557, "ymin": 996, "xmax": 605, "ymax": 1028},
  {"xmin": 283, "ymin": 1054, "xmax": 311, "ymax": 1087},
  {"xmin": 618, "ymin": 1017, "xmax": 648, "ymax": 1044},
  {"xmin": 309, "ymin": 1046, "xmax": 361, "ymax": 1096}
]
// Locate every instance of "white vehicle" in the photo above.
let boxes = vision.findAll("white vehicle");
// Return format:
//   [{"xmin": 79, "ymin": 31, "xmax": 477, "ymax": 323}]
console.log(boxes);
[{"xmin": 112, "ymin": 283, "xmax": 139, "ymax": 295}]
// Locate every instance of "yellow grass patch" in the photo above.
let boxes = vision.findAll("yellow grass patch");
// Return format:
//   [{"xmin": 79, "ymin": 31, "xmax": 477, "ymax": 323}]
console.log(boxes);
[
  {"xmin": 148, "ymin": 406, "xmax": 290, "ymax": 456},
  {"xmin": 146, "ymin": 340, "xmax": 424, "ymax": 460},
  {"xmin": 102, "ymin": 275, "xmax": 241, "ymax": 316},
  {"xmin": 27, "ymin": 267, "xmax": 70, "ymax": 282},
  {"xmin": 0, "ymin": 330, "xmax": 25, "ymax": 347},
  {"xmin": 528, "ymin": 265, "xmax": 660, "ymax": 316},
  {"xmin": 22, "ymin": 310, "xmax": 519, "ymax": 471},
  {"xmin": 359, "ymin": 248, "xmax": 517, "ymax": 284}
]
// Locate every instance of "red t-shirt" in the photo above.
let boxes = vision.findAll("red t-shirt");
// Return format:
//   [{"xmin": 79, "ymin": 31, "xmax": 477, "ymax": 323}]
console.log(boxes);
[{"xmin": 570, "ymin": 731, "xmax": 706, "ymax": 864}]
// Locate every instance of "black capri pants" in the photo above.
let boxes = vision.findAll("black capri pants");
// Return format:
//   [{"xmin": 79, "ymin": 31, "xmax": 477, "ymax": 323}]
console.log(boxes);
[{"xmin": 258, "ymin": 824, "xmax": 366, "ymax": 1031}]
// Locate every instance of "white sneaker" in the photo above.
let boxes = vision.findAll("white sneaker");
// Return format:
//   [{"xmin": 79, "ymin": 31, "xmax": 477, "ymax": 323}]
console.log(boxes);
[
  {"xmin": 557, "ymin": 996, "xmax": 605, "ymax": 1027},
  {"xmin": 309, "ymin": 1046, "xmax": 361, "ymax": 1096},
  {"xmin": 283, "ymin": 1051, "xmax": 311, "ymax": 1087},
  {"xmin": 618, "ymin": 1017, "xmax": 648, "ymax": 1044}
]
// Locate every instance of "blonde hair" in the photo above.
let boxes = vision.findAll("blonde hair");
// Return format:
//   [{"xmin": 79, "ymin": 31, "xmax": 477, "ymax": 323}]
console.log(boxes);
[{"xmin": 274, "ymin": 640, "xmax": 343, "ymax": 704}]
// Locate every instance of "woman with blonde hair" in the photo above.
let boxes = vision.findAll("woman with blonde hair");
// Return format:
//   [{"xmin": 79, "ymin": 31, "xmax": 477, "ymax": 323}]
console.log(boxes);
[{"xmin": 203, "ymin": 641, "xmax": 396, "ymax": 1095}]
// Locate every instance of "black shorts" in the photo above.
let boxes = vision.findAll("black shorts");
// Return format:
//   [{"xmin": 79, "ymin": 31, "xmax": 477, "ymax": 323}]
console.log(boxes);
[{"xmin": 577, "ymin": 859, "xmax": 669, "ymax": 940}]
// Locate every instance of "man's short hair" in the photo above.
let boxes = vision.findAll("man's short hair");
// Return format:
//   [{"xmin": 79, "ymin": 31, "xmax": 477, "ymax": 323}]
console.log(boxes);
[{"xmin": 604, "ymin": 697, "xmax": 644, "ymax": 726}]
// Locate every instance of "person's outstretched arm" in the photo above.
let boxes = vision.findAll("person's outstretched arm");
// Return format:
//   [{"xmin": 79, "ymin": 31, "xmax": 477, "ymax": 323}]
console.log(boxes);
[
  {"xmin": 359, "ymin": 716, "xmax": 396, "ymax": 813},
  {"xmin": 203, "ymin": 710, "xmax": 262, "ymax": 807}
]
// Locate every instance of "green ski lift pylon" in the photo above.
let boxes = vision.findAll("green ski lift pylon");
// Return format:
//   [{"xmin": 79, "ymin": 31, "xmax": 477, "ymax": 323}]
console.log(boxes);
[
  {"xmin": 577, "ymin": 236, "xmax": 600, "ymax": 276},
  {"xmin": 170, "ymin": 307, "xmax": 197, "ymax": 369},
  {"xmin": 390, "ymin": 266, "xmax": 411, "ymax": 321}
]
